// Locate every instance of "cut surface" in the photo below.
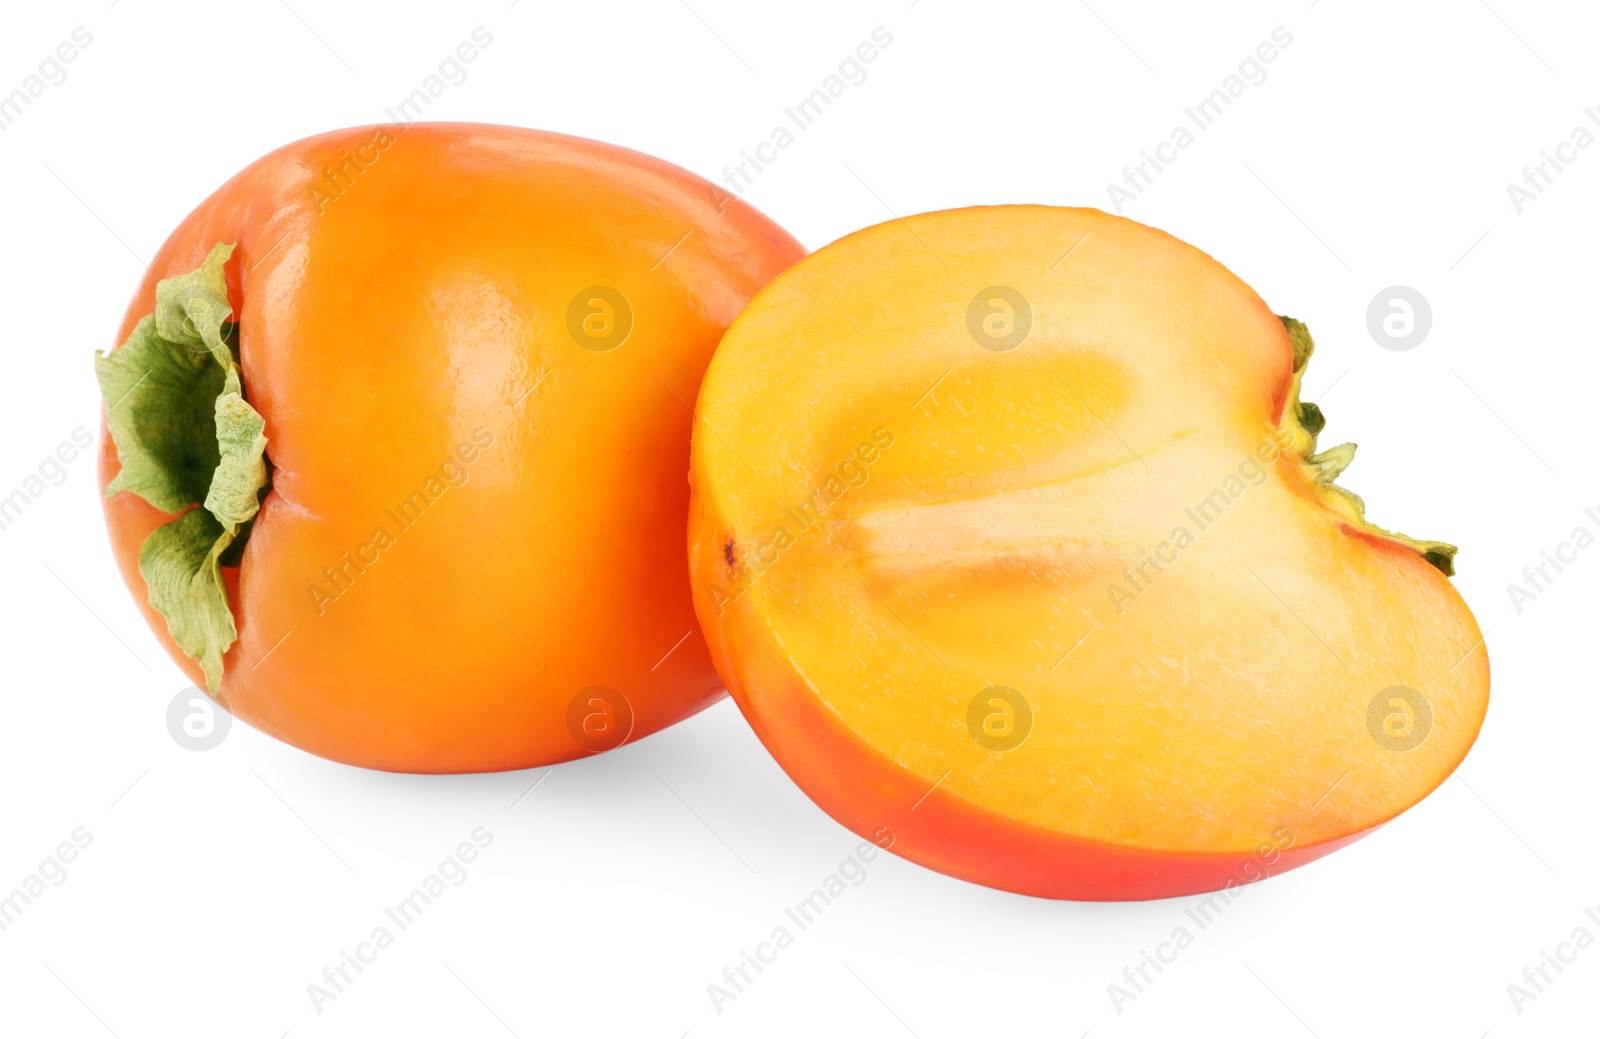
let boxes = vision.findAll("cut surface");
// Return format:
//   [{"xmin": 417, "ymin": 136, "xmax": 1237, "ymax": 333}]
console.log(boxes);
[{"xmin": 689, "ymin": 206, "xmax": 1489, "ymax": 897}]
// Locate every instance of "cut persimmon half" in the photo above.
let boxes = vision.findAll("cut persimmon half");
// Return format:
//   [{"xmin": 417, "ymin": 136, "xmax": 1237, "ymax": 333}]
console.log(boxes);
[{"xmin": 688, "ymin": 206, "xmax": 1489, "ymax": 900}]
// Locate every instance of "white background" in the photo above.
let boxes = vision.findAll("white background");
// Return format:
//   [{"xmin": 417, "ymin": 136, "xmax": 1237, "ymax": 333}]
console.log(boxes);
[{"xmin": 1, "ymin": 1, "xmax": 1595, "ymax": 1036}]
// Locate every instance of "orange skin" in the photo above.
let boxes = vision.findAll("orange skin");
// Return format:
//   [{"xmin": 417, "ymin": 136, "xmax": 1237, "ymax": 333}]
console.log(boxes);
[
  {"xmin": 693, "ymin": 552, "xmax": 1375, "ymax": 900},
  {"xmin": 100, "ymin": 123, "xmax": 803, "ymax": 772}
]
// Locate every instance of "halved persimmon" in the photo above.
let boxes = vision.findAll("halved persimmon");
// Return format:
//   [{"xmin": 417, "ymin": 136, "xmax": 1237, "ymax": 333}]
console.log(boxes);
[
  {"xmin": 96, "ymin": 124, "xmax": 803, "ymax": 772},
  {"xmin": 688, "ymin": 206, "xmax": 1489, "ymax": 900}
]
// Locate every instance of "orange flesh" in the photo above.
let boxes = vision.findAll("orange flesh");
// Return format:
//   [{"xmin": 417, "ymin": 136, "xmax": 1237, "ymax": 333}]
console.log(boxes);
[{"xmin": 689, "ymin": 206, "xmax": 1489, "ymax": 899}]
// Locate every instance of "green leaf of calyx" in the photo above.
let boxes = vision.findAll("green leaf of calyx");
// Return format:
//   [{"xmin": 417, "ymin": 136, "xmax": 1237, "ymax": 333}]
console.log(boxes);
[
  {"xmin": 139, "ymin": 508, "xmax": 237, "ymax": 691},
  {"xmin": 93, "ymin": 242, "xmax": 269, "ymax": 692},
  {"xmin": 1273, "ymin": 314, "xmax": 1458, "ymax": 578}
]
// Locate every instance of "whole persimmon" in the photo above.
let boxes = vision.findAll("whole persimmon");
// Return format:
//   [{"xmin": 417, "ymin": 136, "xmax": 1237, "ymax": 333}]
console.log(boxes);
[
  {"xmin": 96, "ymin": 123, "xmax": 803, "ymax": 772},
  {"xmin": 688, "ymin": 206, "xmax": 1489, "ymax": 900}
]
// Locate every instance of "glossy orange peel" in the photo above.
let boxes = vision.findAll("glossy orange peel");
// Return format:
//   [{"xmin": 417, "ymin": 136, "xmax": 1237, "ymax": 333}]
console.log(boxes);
[{"xmin": 97, "ymin": 123, "xmax": 804, "ymax": 772}]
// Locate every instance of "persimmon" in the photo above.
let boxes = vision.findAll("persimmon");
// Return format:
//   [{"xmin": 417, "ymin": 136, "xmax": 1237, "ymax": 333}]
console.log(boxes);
[
  {"xmin": 688, "ymin": 206, "xmax": 1490, "ymax": 900},
  {"xmin": 96, "ymin": 123, "xmax": 803, "ymax": 773}
]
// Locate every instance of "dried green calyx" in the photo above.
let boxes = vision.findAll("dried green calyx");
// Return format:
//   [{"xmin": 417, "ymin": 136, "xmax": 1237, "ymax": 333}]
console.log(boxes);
[
  {"xmin": 94, "ymin": 243, "xmax": 269, "ymax": 691},
  {"xmin": 1276, "ymin": 315, "xmax": 1456, "ymax": 576}
]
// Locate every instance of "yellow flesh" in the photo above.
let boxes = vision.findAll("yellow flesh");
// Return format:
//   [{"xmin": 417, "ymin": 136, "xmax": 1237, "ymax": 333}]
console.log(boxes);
[{"xmin": 696, "ymin": 207, "xmax": 1488, "ymax": 854}]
